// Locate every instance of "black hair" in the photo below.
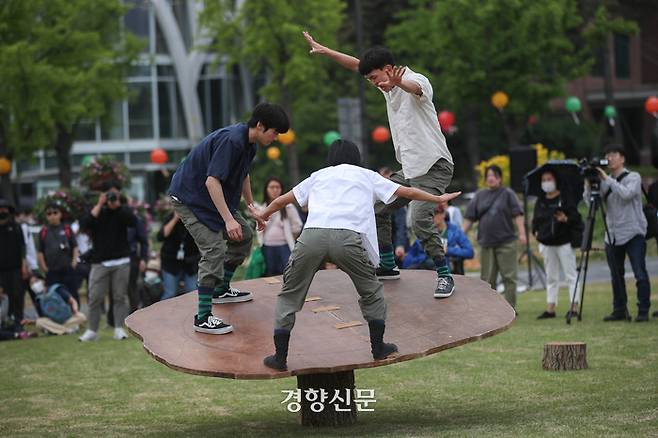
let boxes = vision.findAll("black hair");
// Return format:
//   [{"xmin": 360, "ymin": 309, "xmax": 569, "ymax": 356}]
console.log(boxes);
[
  {"xmin": 484, "ymin": 164, "xmax": 503, "ymax": 180},
  {"xmin": 327, "ymin": 139, "xmax": 362, "ymax": 167},
  {"xmin": 603, "ymin": 143, "xmax": 625, "ymax": 157},
  {"xmin": 263, "ymin": 176, "xmax": 287, "ymax": 219},
  {"xmin": 45, "ymin": 202, "xmax": 62, "ymax": 212},
  {"xmin": 358, "ymin": 46, "xmax": 395, "ymax": 76},
  {"xmin": 101, "ymin": 179, "xmax": 122, "ymax": 192},
  {"xmin": 247, "ymin": 103, "xmax": 290, "ymax": 133}
]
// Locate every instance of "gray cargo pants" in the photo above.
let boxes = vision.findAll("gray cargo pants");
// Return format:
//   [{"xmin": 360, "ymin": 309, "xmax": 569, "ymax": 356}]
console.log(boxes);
[{"xmin": 275, "ymin": 228, "xmax": 387, "ymax": 331}]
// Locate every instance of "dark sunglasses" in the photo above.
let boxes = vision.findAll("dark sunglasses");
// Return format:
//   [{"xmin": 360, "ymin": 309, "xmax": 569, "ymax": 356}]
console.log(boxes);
[{"xmin": 46, "ymin": 210, "xmax": 61, "ymax": 216}]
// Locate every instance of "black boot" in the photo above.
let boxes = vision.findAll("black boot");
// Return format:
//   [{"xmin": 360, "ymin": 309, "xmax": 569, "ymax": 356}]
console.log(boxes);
[
  {"xmin": 263, "ymin": 330, "xmax": 290, "ymax": 371},
  {"xmin": 368, "ymin": 320, "xmax": 398, "ymax": 360}
]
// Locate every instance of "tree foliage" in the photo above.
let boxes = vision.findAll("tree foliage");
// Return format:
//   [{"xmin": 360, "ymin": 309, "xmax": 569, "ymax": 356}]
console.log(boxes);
[
  {"xmin": 200, "ymin": 0, "xmax": 345, "ymax": 184},
  {"xmin": 0, "ymin": 0, "xmax": 142, "ymax": 195}
]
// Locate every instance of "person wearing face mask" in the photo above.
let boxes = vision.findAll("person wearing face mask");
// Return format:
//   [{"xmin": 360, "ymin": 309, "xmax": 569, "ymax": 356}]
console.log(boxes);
[
  {"xmin": 0, "ymin": 199, "xmax": 29, "ymax": 331},
  {"xmin": 584, "ymin": 144, "xmax": 651, "ymax": 322},
  {"xmin": 28, "ymin": 276, "xmax": 87, "ymax": 335},
  {"xmin": 532, "ymin": 170, "xmax": 583, "ymax": 319},
  {"xmin": 78, "ymin": 181, "xmax": 137, "ymax": 341}
]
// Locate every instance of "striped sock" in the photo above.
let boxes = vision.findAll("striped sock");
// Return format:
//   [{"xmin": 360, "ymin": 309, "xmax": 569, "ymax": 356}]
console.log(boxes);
[
  {"xmin": 197, "ymin": 286, "xmax": 213, "ymax": 319},
  {"xmin": 379, "ymin": 245, "xmax": 396, "ymax": 270},
  {"xmin": 434, "ymin": 257, "xmax": 451, "ymax": 277},
  {"xmin": 215, "ymin": 263, "xmax": 236, "ymax": 295}
]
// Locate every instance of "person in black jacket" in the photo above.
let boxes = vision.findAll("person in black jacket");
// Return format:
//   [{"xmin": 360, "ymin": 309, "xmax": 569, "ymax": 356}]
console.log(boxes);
[
  {"xmin": 157, "ymin": 212, "xmax": 199, "ymax": 300},
  {"xmin": 77, "ymin": 181, "xmax": 137, "ymax": 342},
  {"xmin": 532, "ymin": 169, "xmax": 583, "ymax": 319},
  {"xmin": 0, "ymin": 199, "xmax": 29, "ymax": 331}
]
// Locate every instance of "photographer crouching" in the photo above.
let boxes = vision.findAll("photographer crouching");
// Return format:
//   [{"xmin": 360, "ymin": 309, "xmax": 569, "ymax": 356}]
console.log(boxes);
[{"xmin": 584, "ymin": 144, "xmax": 651, "ymax": 322}]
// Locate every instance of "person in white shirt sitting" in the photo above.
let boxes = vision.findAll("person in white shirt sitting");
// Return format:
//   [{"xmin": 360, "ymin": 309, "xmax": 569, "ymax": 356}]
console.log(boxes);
[{"xmin": 252, "ymin": 140, "xmax": 460, "ymax": 371}]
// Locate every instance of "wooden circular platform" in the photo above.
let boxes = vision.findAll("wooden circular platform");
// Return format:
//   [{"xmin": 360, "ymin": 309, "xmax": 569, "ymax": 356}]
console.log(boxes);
[{"xmin": 126, "ymin": 270, "xmax": 514, "ymax": 380}]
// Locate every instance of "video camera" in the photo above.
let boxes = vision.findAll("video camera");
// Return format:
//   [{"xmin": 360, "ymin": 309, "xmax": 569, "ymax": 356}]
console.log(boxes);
[
  {"xmin": 578, "ymin": 157, "xmax": 608, "ymax": 189},
  {"xmin": 106, "ymin": 191, "xmax": 119, "ymax": 203}
]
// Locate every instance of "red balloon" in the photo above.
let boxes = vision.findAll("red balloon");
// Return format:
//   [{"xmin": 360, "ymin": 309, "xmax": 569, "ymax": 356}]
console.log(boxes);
[
  {"xmin": 438, "ymin": 111, "xmax": 455, "ymax": 131},
  {"xmin": 645, "ymin": 96, "xmax": 658, "ymax": 114},
  {"xmin": 371, "ymin": 126, "xmax": 390, "ymax": 143},
  {"xmin": 151, "ymin": 148, "xmax": 168, "ymax": 165}
]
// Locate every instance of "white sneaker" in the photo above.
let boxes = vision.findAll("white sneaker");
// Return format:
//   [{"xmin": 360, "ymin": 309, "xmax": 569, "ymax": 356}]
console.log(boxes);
[
  {"xmin": 78, "ymin": 329, "xmax": 98, "ymax": 342},
  {"xmin": 113, "ymin": 327, "xmax": 128, "ymax": 340}
]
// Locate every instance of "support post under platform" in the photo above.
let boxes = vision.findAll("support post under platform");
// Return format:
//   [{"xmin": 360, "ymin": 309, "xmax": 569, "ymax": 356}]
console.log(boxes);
[{"xmin": 297, "ymin": 370, "xmax": 357, "ymax": 426}]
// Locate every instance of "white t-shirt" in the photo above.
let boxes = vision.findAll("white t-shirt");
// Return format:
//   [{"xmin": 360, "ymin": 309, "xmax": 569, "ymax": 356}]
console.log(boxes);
[
  {"xmin": 292, "ymin": 164, "xmax": 400, "ymax": 266},
  {"xmin": 382, "ymin": 67, "xmax": 453, "ymax": 179}
]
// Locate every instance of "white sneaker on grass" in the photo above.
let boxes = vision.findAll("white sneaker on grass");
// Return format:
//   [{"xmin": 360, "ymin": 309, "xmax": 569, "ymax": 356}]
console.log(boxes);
[
  {"xmin": 113, "ymin": 327, "xmax": 129, "ymax": 340},
  {"xmin": 78, "ymin": 329, "xmax": 98, "ymax": 342}
]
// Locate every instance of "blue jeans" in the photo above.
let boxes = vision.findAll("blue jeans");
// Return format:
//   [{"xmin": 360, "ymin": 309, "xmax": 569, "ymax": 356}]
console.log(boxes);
[
  {"xmin": 262, "ymin": 244, "xmax": 291, "ymax": 276},
  {"xmin": 161, "ymin": 270, "xmax": 198, "ymax": 300},
  {"xmin": 605, "ymin": 234, "xmax": 651, "ymax": 315}
]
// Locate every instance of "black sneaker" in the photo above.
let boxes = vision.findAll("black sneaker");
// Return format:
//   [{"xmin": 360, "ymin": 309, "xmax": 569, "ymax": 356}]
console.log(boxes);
[
  {"xmin": 433, "ymin": 276, "xmax": 455, "ymax": 298},
  {"xmin": 537, "ymin": 311, "xmax": 556, "ymax": 319},
  {"xmin": 603, "ymin": 312, "xmax": 631, "ymax": 322},
  {"xmin": 212, "ymin": 287, "xmax": 253, "ymax": 304},
  {"xmin": 194, "ymin": 314, "xmax": 233, "ymax": 334},
  {"xmin": 635, "ymin": 314, "xmax": 649, "ymax": 322},
  {"xmin": 376, "ymin": 266, "xmax": 400, "ymax": 280},
  {"xmin": 565, "ymin": 310, "xmax": 579, "ymax": 319}
]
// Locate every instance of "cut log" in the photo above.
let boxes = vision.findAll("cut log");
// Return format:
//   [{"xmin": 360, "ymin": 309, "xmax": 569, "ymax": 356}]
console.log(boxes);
[
  {"xmin": 542, "ymin": 342, "xmax": 587, "ymax": 371},
  {"xmin": 297, "ymin": 371, "xmax": 357, "ymax": 426}
]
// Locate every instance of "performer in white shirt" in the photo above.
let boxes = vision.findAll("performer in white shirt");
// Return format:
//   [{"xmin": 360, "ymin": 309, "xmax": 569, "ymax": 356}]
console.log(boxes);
[
  {"xmin": 303, "ymin": 32, "xmax": 455, "ymax": 298},
  {"xmin": 252, "ymin": 140, "xmax": 460, "ymax": 371}
]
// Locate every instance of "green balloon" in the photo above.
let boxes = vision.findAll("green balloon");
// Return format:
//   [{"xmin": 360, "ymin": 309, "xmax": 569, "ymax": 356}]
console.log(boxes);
[
  {"xmin": 565, "ymin": 96, "xmax": 581, "ymax": 113},
  {"xmin": 604, "ymin": 105, "xmax": 617, "ymax": 118},
  {"xmin": 81, "ymin": 155, "xmax": 94, "ymax": 166},
  {"xmin": 323, "ymin": 130, "xmax": 341, "ymax": 146}
]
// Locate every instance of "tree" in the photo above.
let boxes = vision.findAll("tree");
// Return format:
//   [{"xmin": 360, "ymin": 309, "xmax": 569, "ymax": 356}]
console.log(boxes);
[
  {"xmin": 200, "ymin": 0, "xmax": 345, "ymax": 184},
  {"xmin": 386, "ymin": 0, "xmax": 591, "ymax": 185},
  {"xmin": 0, "ymin": 0, "xmax": 142, "ymax": 199}
]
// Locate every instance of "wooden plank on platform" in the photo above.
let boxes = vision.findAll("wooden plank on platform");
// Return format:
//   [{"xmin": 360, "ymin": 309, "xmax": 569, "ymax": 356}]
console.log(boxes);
[{"xmin": 312, "ymin": 305, "xmax": 341, "ymax": 313}]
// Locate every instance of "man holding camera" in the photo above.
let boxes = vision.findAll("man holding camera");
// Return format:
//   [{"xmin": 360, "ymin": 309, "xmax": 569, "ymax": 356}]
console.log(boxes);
[
  {"xmin": 78, "ymin": 181, "xmax": 138, "ymax": 341},
  {"xmin": 585, "ymin": 144, "xmax": 651, "ymax": 322}
]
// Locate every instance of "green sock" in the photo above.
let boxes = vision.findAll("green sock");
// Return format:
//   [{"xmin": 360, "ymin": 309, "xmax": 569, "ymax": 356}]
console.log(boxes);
[
  {"xmin": 434, "ymin": 257, "xmax": 451, "ymax": 277},
  {"xmin": 379, "ymin": 250, "xmax": 396, "ymax": 271},
  {"xmin": 197, "ymin": 287, "xmax": 213, "ymax": 319},
  {"xmin": 215, "ymin": 265, "xmax": 235, "ymax": 295}
]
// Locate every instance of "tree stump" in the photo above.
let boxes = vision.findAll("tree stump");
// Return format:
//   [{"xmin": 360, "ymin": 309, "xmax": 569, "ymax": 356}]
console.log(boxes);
[
  {"xmin": 542, "ymin": 342, "xmax": 587, "ymax": 371},
  {"xmin": 297, "ymin": 371, "xmax": 357, "ymax": 426}
]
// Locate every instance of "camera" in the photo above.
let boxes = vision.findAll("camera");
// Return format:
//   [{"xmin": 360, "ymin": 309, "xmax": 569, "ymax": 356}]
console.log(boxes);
[
  {"xmin": 106, "ymin": 191, "xmax": 119, "ymax": 203},
  {"xmin": 579, "ymin": 157, "xmax": 609, "ymax": 188}
]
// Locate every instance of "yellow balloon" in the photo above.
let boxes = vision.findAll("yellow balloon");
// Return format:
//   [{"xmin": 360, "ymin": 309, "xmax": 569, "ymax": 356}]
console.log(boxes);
[
  {"xmin": 491, "ymin": 91, "xmax": 509, "ymax": 110},
  {"xmin": 277, "ymin": 129, "xmax": 296, "ymax": 145},
  {"xmin": 267, "ymin": 146, "xmax": 281, "ymax": 161},
  {"xmin": 0, "ymin": 157, "xmax": 11, "ymax": 175}
]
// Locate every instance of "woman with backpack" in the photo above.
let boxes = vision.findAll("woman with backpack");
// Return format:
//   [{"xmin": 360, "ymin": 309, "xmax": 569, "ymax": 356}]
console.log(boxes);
[{"xmin": 532, "ymin": 169, "xmax": 583, "ymax": 319}]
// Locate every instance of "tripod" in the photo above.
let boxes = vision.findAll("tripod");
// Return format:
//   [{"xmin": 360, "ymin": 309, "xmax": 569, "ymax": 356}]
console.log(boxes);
[{"xmin": 567, "ymin": 182, "xmax": 613, "ymax": 324}]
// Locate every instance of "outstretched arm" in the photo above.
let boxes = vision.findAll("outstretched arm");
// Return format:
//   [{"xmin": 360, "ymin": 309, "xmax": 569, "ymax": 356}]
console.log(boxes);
[
  {"xmin": 250, "ymin": 191, "xmax": 297, "ymax": 231},
  {"xmin": 303, "ymin": 31, "xmax": 360, "ymax": 72},
  {"xmin": 395, "ymin": 187, "xmax": 461, "ymax": 205}
]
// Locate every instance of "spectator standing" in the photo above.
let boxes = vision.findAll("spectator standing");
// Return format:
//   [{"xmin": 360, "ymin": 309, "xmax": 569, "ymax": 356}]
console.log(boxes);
[
  {"xmin": 37, "ymin": 203, "xmax": 80, "ymax": 304},
  {"xmin": 0, "ymin": 199, "xmax": 29, "ymax": 330},
  {"xmin": 157, "ymin": 212, "xmax": 199, "ymax": 300},
  {"xmin": 463, "ymin": 165, "xmax": 526, "ymax": 309},
  {"xmin": 532, "ymin": 169, "xmax": 582, "ymax": 319},
  {"xmin": 126, "ymin": 211, "xmax": 149, "ymax": 312},
  {"xmin": 258, "ymin": 177, "xmax": 303, "ymax": 276},
  {"xmin": 585, "ymin": 144, "xmax": 651, "ymax": 322},
  {"xmin": 78, "ymin": 182, "xmax": 137, "ymax": 341}
]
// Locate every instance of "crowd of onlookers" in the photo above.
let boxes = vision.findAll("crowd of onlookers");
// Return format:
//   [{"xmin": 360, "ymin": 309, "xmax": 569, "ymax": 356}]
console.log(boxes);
[{"xmin": 1, "ymin": 146, "xmax": 657, "ymax": 342}]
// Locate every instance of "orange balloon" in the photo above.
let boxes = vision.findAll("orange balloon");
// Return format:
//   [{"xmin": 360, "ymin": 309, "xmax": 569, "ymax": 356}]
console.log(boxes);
[
  {"xmin": 278, "ymin": 130, "xmax": 296, "ymax": 145},
  {"xmin": 266, "ymin": 146, "xmax": 281, "ymax": 160},
  {"xmin": 491, "ymin": 91, "xmax": 509, "ymax": 110},
  {"xmin": 150, "ymin": 148, "xmax": 168, "ymax": 165},
  {"xmin": 371, "ymin": 126, "xmax": 390, "ymax": 143},
  {"xmin": 645, "ymin": 96, "xmax": 658, "ymax": 114},
  {"xmin": 0, "ymin": 157, "xmax": 11, "ymax": 175}
]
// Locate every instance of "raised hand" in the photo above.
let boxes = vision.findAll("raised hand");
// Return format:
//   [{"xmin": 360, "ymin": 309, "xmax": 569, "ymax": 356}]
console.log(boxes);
[
  {"xmin": 303, "ymin": 31, "xmax": 325, "ymax": 55},
  {"xmin": 377, "ymin": 66, "xmax": 406, "ymax": 90}
]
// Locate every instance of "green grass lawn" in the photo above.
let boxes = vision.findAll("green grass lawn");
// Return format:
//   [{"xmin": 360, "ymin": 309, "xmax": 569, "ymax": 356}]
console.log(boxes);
[{"xmin": 1, "ymin": 280, "xmax": 656, "ymax": 437}]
